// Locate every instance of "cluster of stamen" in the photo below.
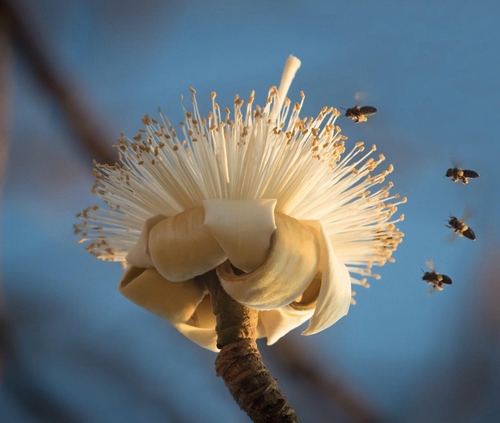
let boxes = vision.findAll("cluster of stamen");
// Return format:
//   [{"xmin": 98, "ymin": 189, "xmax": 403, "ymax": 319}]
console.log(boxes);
[{"xmin": 76, "ymin": 87, "xmax": 405, "ymax": 295}]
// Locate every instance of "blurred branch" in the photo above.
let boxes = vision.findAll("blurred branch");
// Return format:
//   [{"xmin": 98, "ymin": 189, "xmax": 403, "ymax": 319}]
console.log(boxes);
[
  {"xmin": 403, "ymin": 243, "xmax": 500, "ymax": 422},
  {"xmin": 0, "ymin": 2, "xmax": 13, "ymax": 376},
  {"xmin": 0, "ymin": 0, "xmax": 115, "ymax": 164},
  {"xmin": 440, "ymin": 244, "xmax": 500, "ymax": 422},
  {"xmin": 0, "ymin": 0, "xmax": 11, "ymax": 187},
  {"xmin": 275, "ymin": 337, "xmax": 386, "ymax": 423},
  {"xmin": 479, "ymin": 245, "xmax": 500, "ymax": 344}
]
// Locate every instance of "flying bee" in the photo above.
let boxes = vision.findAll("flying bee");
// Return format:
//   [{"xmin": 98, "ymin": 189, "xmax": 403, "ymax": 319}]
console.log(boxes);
[
  {"xmin": 445, "ymin": 163, "xmax": 479, "ymax": 184},
  {"xmin": 344, "ymin": 105, "xmax": 377, "ymax": 123},
  {"xmin": 422, "ymin": 259, "xmax": 452, "ymax": 293},
  {"xmin": 446, "ymin": 214, "xmax": 476, "ymax": 240},
  {"xmin": 343, "ymin": 91, "xmax": 377, "ymax": 123}
]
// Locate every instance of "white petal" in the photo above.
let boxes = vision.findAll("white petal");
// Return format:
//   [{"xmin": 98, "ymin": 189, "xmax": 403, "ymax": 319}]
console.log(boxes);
[
  {"xmin": 120, "ymin": 269, "xmax": 218, "ymax": 352},
  {"xmin": 217, "ymin": 213, "xmax": 320, "ymax": 310},
  {"xmin": 119, "ymin": 267, "xmax": 206, "ymax": 324},
  {"xmin": 258, "ymin": 306, "xmax": 314, "ymax": 345},
  {"xmin": 203, "ymin": 199, "xmax": 277, "ymax": 273},
  {"xmin": 173, "ymin": 296, "xmax": 218, "ymax": 352},
  {"xmin": 126, "ymin": 214, "xmax": 167, "ymax": 268},
  {"xmin": 148, "ymin": 206, "xmax": 227, "ymax": 282},
  {"xmin": 173, "ymin": 324, "xmax": 218, "ymax": 352},
  {"xmin": 301, "ymin": 221, "xmax": 352, "ymax": 335}
]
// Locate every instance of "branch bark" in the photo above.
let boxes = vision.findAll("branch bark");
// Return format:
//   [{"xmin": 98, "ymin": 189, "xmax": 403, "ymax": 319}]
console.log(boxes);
[{"xmin": 198, "ymin": 270, "xmax": 300, "ymax": 423}]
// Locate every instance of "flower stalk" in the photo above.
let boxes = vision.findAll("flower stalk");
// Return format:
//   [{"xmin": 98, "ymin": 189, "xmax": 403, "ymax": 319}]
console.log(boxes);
[{"xmin": 200, "ymin": 269, "xmax": 300, "ymax": 423}]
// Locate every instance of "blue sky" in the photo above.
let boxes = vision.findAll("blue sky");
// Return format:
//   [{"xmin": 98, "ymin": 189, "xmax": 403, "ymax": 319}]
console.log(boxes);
[{"xmin": 2, "ymin": 1, "xmax": 499, "ymax": 422}]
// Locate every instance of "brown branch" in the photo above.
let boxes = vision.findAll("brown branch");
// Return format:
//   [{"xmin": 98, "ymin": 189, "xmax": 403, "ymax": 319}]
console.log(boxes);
[
  {"xmin": 0, "ymin": 0, "xmax": 115, "ymax": 165},
  {"xmin": 198, "ymin": 270, "xmax": 300, "ymax": 423}
]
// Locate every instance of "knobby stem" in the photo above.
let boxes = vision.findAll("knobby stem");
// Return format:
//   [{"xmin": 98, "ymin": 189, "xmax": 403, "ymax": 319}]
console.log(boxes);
[{"xmin": 198, "ymin": 269, "xmax": 300, "ymax": 423}]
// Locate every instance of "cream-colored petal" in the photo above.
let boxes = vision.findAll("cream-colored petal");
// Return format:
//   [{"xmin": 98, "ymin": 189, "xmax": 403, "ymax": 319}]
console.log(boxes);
[
  {"xmin": 217, "ymin": 213, "xmax": 320, "ymax": 310},
  {"xmin": 301, "ymin": 221, "xmax": 351, "ymax": 335},
  {"xmin": 258, "ymin": 306, "xmax": 314, "ymax": 345},
  {"xmin": 187, "ymin": 294, "xmax": 217, "ymax": 329},
  {"xmin": 173, "ymin": 295, "xmax": 218, "ymax": 352},
  {"xmin": 173, "ymin": 324, "xmax": 218, "ymax": 352},
  {"xmin": 120, "ymin": 268, "xmax": 218, "ymax": 351},
  {"xmin": 126, "ymin": 215, "xmax": 167, "ymax": 268},
  {"xmin": 148, "ymin": 206, "xmax": 227, "ymax": 282},
  {"xmin": 203, "ymin": 199, "xmax": 277, "ymax": 273},
  {"xmin": 119, "ymin": 266, "xmax": 206, "ymax": 324}
]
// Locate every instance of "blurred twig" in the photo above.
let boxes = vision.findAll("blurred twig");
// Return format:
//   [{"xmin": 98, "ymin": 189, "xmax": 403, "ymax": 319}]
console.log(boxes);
[
  {"xmin": 275, "ymin": 337, "xmax": 386, "ymax": 423},
  {"xmin": 479, "ymin": 246, "xmax": 500, "ymax": 344},
  {"xmin": 0, "ymin": 2, "xmax": 13, "ymax": 376},
  {"xmin": 402, "ymin": 243, "xmax": 500, "ymax": 422},
  {"xmin": 0, "ymin": 0, "xmax": 11, "ymax": 187},
  {"xmin": 442, "ymin": 245, "xmax": 500, "ymax": 422},
  {"xmin": 0, "ymin": 0, "xmax": 115, "ymax": 164}
]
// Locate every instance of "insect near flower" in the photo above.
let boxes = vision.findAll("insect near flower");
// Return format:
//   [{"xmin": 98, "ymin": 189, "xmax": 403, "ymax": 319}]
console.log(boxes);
[
  {"xmin": 422, "ymin": 259, "xmax": 452, "ymax": 294},
  {"xmin": 446, "ymin": 214, "xmax": 476, "ymax": 241},
  {"xmin": 344, "ymin": 105, "xmax": 378, "ymax": 123},
  {"xmin": 445, "ymin": 166, "xmax": 479, "ymax": 184},
  {"xmin": 75, "ymin": 56, "xmax": 405, "ymax": 351}
]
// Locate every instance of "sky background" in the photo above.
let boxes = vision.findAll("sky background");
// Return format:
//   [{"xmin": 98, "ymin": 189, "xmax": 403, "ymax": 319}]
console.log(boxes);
[{"xmin": 1, "ymin": 1, "xmax": 500, "ymax": 422}]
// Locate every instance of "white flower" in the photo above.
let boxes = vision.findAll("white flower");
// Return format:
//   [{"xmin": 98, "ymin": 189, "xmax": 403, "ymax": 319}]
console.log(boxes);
[{"xmin": 76, "ymin": 56, "xmax": 405, "ymax": 352}]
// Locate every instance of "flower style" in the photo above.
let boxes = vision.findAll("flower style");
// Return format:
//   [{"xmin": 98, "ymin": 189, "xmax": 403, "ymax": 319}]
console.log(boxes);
[{"xmin": 75, "ymin": 56, "xmax": 405, "ymax": 352}]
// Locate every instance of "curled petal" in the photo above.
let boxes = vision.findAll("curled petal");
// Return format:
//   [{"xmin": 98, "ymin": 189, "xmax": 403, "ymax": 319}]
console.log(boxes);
[
  {"xmin": 119, "ymin": 266, "xmax": 206, "ymax": 324},
  {"xmin": 148, "ymin": 206, "xmax": 227, "ymax": 282},
  {"xmin": 203, "ymin": 199, "xmax": 277, "ymax": 273},
  {"xmin": 120, "ymin": 267, "xmax": 218, "ymax": 351},
  {"xmin": 126, "ymin": 214, "xmax": 167, "ymax": 268},
  {"xmin": 258, "ymin": 306, "xmax": 314, "ymax": 345},
  {"xmin": 173, "ymin": 296, "xmax": 218, "ymax": 352},
  {"xmin": 217, "ymin": 213, "xmax": 320, "ymax": 310},
  {"xmin": 173, "ymin": 323, "xmax": 218, "ymax": 352},
  {"xmin": 301, "ymin": 221, "xmax": 351, "ymax": 335}
]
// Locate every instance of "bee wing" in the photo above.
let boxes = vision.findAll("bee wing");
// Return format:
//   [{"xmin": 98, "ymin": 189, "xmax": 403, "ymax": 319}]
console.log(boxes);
[
  {"xmin": 425, "ymin": 259, "xmax": 435, "ymax": 271},
  {"xmin": 461, "ymin": 205, "xmax": 475, "ymax": 222},
  {"xmin": 428, "ymin": 285, "xmax": 436, "ymax": 294},
  {"xmin": 444, "ymin": 231, "xmax": 458, "ymax": 244},
  {"xmin": 354, "ymin": 91, "xmax": 368, "ymax": 102}
]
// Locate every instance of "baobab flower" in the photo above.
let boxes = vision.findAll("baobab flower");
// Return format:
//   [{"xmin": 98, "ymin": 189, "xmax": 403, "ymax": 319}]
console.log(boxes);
[{"xmin": 75, "ymin": 56, "xmax": 405, "ymax": 352}]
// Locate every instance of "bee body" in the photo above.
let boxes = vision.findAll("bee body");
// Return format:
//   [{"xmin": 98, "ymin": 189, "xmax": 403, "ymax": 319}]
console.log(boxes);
[
  {"xmin": 445, "ymin": 167, "xmax": 479, "ymax": 184},
  {"xmin": 422, "ymin": 260, "xmax": 452, "ymax": 293},
  {"xmin": 345, "ymin": 105, "xmax": 377, "ymax": 123},
  {"xmin": 447, "ymin": 216, "xmax": 476, "ymax": 240}
]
